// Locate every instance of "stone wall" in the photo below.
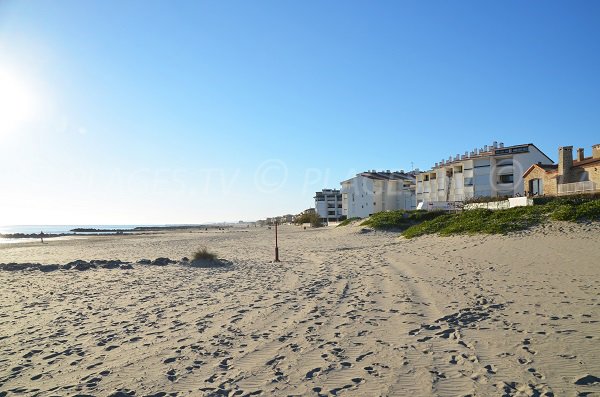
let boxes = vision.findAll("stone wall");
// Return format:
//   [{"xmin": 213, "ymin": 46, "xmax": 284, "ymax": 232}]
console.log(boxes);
[
  {"xmin": 523, "ymin": 166, "xmax": 557, "ymax": 196},
  {"xmin": 558, "ymin": 146, "xmax": 574, "ymax": 184},
  {"xmin": 592, "ymin": 144, "xmax": 600, "ymax": 159},
  {"xmin": 586, "ymin": 163, "xmax": 600, "ymax": 186}
]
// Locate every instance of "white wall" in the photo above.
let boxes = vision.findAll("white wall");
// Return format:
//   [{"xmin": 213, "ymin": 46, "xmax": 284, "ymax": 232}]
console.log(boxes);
[
  {"xmin": 417, "ymin": 144, "xmax": 554, "ymax": 205},
  {"xmin": 341, "ymin": 175, "xmax": 415, "ymax": 218}
]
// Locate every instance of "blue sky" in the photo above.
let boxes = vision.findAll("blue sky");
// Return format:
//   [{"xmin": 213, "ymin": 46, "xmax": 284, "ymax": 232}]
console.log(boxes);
[{"xmin": 0, "ymin": 1, "xmax": 599, "ymax": 224}]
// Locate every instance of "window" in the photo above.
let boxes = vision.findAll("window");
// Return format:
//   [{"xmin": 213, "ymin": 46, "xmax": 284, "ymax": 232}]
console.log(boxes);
[
  {"xmin": 511, "ymin": 146, "xmax": 529, "ymax": 153},
  {"xmin": 529, "ymin": 178, "xmax": 543, "ymax": 195},
  {"xmin": 328, "ymin": 211, "xmax": 336, "ymax": 216},
  {"xmin": 464, "ymin": 177, "xmax": 474, "ymax": 186},
  {"xmin": 498, "ymin": 174, "xmax": 514, "ymax": 184}
]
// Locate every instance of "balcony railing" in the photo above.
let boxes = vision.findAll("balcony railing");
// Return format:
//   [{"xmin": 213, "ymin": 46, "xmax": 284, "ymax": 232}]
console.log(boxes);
[{"xmin": 558, "ymin": 181, "xmax": 597, "ymax": 195}]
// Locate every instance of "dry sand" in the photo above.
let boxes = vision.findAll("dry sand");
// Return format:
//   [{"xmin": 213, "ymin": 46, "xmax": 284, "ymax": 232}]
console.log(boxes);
[{"xmin": 0, "ymin": 223, "xmax": 599, "ymax": 396}]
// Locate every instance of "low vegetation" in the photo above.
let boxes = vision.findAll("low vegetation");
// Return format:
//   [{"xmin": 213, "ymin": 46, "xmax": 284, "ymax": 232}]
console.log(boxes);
[
  {"xmin": 360, "ymin": 210, "xmax": 445, "ymax": 230},
  {"xmin": 193, "ymin": 247, "xmax": 218, "ymax": 261},
  {"xmin": 294, "ymin": 212, "xmax": 323, "ymax": 227},
  {"xmin": 353, "ymin": 195, "xmax": 600, "ymax": 239},
  {"xmin": 401, "ymin": 207, "xmax": 547, "ymax": 238},
  {"xmin": 337, "ymin": 217, "xmax": 361, "ymax": 227}
]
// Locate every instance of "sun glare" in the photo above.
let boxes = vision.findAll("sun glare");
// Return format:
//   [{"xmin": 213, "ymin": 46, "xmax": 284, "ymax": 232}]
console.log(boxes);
[{"xmin": 0, "ymin": 65, "xmax": 39, "ymax": 134}]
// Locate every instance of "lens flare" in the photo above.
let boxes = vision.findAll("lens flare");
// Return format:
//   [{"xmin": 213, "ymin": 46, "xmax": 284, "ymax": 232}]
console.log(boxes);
[{"xmin": 0, "ymin": 65, "xmax": 38, "ymax": 134}]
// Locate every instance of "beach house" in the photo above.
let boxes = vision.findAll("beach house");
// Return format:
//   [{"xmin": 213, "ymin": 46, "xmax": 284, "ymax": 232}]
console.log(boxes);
[
  {"xmin": 415, "ymin": 142, "xmax": 553, "ymax": 209},
  {"xmin": 314, "ymin": 189, "xmax": 343, "ymax": 223},
  {"xmin": 523, "ymin": 144, "xmax": 600, "ymax": 196},
  {"xmin": 340, "ymin": 171, "xmax": 416, "ymax": 218}
]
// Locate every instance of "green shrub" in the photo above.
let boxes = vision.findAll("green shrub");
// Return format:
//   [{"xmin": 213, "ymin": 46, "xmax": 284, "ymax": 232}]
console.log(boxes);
[
  {"xmin": 360, "ymin": 210, "xmax": 445, "ymax": 230},
  {"xmin": 575, "ymin": 199, "xmax": 600, "ymax": 221},
  {"xmin": 533, "ymin": 193, "xmax": 600, "ymax": 206},
  {"xmin": 337, "ymin": 217, "xmax": 361, "ymax": 227},
  {"xmin": 550, "ymin": 204, "xmax": 577, "ymax": 221},
  {"xmin": 193, "ymin": 247, "xmax": 217, "ymax": 261},
  {"xmin": 402, "ymin": 206, "xmax": 547, "ymax": 238},
  {"xmin": 294, "ymin": 212, "xmax": 323, "ymax": 227}
]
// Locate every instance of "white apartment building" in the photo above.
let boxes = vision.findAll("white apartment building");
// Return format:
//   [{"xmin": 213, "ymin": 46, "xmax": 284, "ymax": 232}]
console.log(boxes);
[
  {"xmin": 341, "ymin": 171, "xmax": 416, "ymax": 218},
  {"xmin": 416, "ymin": 142, "xmax": 553, "ymax": 208},
  {"xmin": 314, "ymin": 189, "xmax": 343, "ymax": 223}
]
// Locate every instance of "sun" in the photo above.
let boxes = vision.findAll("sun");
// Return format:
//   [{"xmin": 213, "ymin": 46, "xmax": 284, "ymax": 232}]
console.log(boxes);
[{"xmin": 0, "ymin": 65, "xmax": 38, "ymax": 134}]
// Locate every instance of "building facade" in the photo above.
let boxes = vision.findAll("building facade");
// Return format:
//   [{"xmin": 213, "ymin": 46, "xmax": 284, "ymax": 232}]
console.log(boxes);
[
  {"xmin": 523, "ymin": 144, "xmax": 600, "ymax": 196},
  {"xmin": 341, "ymin": 171, "xmax": 416, "ymax": 218},
  {"xmin": 416, "ymin": 142, "xmax": 553, "ymax": 208},
  {"xmin": 314, "ymin": 189, "xmax": 343, "ymax": 223}
]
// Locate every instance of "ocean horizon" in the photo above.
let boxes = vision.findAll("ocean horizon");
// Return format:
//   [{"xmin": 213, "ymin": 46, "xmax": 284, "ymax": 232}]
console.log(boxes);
[{"xmin": 0, "ymin": 224, "xmax": 200, "ymax": 235}]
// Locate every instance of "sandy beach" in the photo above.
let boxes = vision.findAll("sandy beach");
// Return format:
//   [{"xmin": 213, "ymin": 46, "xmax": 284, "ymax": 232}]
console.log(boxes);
[{"xmin": 1, "ymin": 224, "xmax": 599, "ymax": 396}]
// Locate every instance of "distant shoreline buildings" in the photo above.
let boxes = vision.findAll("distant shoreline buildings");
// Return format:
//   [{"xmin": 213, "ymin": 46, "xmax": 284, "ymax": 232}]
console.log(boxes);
[
  {"xmin": 340, "ymin": 171, "xmax": 416, "ymax": 218},
  {"xmin": 415, "ymin": 142, "xmax": 552, "ymax": 210},
  {"xmin": 314, "ymin": 189, "xmax": 343, "ymax": 224},
  {"xmin": 258, "ymin": 141, "xmax": 599, "ymax": 226},
  {"xmin": 524, "ymin": 144, "xmax": 600, "ymax": 196}
]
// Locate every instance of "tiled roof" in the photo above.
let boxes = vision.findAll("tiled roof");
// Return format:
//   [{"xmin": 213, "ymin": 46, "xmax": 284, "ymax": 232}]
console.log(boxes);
[
  {"xmin": 574, "ymin": 157, "xmax": 600, "ymax": 167},
  {"xmin": 538, "ymin": 164, "xmax": 558, "ymax": 171}
]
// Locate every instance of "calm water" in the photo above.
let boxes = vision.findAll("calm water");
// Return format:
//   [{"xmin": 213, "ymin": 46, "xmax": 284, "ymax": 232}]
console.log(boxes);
[{"xmin": 0, "ymin": 225, "xmax": 158, "ymax": 235}]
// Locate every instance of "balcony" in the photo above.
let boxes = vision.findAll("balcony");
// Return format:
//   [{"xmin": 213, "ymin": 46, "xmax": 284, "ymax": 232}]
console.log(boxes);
[{"xmin": 558, "ymin": 181, "xmax": 598, "ymax": 195}]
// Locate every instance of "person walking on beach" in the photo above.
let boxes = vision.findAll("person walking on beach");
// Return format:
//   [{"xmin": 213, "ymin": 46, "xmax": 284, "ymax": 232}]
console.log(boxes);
[{"xmin": 40, "ymin": 231, "xmax": 44, "ymax": 244}]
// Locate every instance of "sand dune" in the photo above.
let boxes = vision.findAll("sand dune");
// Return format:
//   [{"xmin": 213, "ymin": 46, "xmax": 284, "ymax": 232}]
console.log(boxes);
[{"xmin": 1, "ymin": 224, "xmax": 599, "ymax": 396}]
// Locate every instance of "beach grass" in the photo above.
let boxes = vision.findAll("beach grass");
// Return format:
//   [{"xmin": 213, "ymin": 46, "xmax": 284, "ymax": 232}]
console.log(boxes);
[
  {"xmin": 193, "ymin": 247, "xmax": 218, "ymax": 261},
  {"xmin": 352, "ymin": 196, "xmax": 600, "ymax": 238},
  {"xmin": 337, "ymin": 217, "xmax": 361, "ymax": 227},
  {"xmin": 360, "ymin": 210, "xmax": 445, "ymax": 230},
  {"xmin": 401, "ymin": 196, "xmax": 600, "ymax": 238}
]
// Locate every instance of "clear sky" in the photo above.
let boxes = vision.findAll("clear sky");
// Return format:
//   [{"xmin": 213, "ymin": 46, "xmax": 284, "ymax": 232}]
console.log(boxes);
[{"xmin": 1, "ymin": 1, "xmax": 599, "ymax": 224}]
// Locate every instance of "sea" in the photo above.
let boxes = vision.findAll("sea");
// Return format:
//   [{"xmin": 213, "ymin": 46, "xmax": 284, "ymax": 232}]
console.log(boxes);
[
  {"xmin": 0, "ymin": 225, "xmax": 155, "ymax": 235},
  {"xmin": 0, "ymin": 225, "xmax": 160, "ymax": 244}
]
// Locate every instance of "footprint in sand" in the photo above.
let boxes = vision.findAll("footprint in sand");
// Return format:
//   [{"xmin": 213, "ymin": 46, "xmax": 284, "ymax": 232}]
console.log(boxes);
[{"xmin": 306, "ymin": 367, "xmax": 321, "ymax": 380}]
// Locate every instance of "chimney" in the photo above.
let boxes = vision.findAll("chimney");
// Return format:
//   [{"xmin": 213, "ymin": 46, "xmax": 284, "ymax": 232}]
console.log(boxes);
[
  {"xmin": 593, "ymin": 144, "xmax": 600, "ymax": 159},
  {"xmin": 558, "ymin": 146, "xmax": 574, "ymax": 184},
  {"xmin": 577, "ymin": 148, "xmax": 585, "ymax": 162}
]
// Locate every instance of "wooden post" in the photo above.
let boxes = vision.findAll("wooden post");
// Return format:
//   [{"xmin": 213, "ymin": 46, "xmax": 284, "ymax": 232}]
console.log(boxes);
[{"xmin": 274, "ymin": 221, "xmax": 280, "ymax": 262}]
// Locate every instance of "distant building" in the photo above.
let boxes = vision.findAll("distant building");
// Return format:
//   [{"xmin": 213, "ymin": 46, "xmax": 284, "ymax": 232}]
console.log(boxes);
[
  {"xmin": 523, "ymin": 144, "xmax": 600, "ymax": 196},
  {"xmin": 341, "ymin": 171, "xmax": 416, "ymax": 218},
  {"xmin": 416, "ymin": 142, "xmax": 553, "ymax": 208},
  {"xmin": 314, "ymin": 189, "xmax": 343, "ymax": 223},
  {"xmin": 279, "ymin": 214, "xmax": 295, "ymax": 224}
]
